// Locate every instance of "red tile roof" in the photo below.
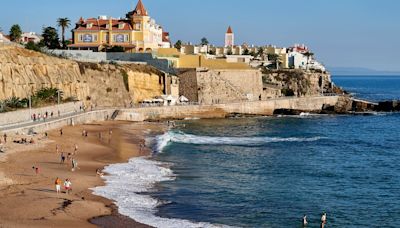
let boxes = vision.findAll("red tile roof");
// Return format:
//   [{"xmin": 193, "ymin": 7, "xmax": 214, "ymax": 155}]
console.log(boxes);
[
  {"xmin": 74, "ymin": 19, "xmax": 133, "ymax": 31},
  {"xmin": 162, "ymin": 32, "xmax": 170, "ymax": 42},
  {"xmin": 134, "ymin": 0, "xmax": 148, "ymax": 16},
  {"xmin": 226, "ymin": 26, "xmax": 233, "ymax": 34}
]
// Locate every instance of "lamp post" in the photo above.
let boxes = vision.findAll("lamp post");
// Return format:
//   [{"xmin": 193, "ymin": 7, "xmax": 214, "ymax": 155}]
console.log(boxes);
[
  {"xmin": 29, "ymin": 94, "xmax": 32, "ymax": 121},
  {"xmin": 57, "ymin": 90, "xmax": 61, "ymax": 117}
]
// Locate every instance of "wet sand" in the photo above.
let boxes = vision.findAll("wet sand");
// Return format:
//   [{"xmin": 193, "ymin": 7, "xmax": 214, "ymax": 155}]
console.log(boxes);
[{"xmin": 0, "ymin": 121, "xmax": 164, "ymax": 228}]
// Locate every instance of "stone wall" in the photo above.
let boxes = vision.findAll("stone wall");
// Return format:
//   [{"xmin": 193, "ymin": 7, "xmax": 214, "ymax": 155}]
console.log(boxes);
[
  {"xmin": 177, "ymin": 68, "xmax": 263, "ymax": 105},
  {"xmin": 176, "ymin": 69, "xmax": 199, "ymax": 102},
  {"xmin": 49, "ymin": 50, "xmax": 174, "ymax": 73},
  {"xmin": 0, "ymin": 102, "xmax": 83, "ymax": 127},
  {"xmin": 2, "ymin": 109, "xmax": 115, "ymax": 135},
  {"xmin": 117, "ymin": 96, "xmax": 340, "ymax": 121}
]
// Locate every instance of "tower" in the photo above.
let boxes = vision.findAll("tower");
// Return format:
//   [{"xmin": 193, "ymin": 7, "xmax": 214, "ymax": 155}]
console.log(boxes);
[{"xmin": 225, "ymin": 26, "xmax": 234, "ymax": 47}]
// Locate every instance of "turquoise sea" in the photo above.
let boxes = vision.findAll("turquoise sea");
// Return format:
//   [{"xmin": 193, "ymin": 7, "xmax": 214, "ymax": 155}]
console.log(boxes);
[{"xmin": 95, "ymin": 76, "xmax": 400, "ymax": 227}]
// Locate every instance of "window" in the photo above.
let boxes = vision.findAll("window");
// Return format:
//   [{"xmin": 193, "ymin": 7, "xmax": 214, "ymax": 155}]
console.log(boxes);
[
  {"xmin": 124, "ymin": 34, "xmax": 129, "ymax": 42},
  {"xmin": 118, "ymin": 23, "xmax": 124, "ymax": 30},
  {"xmin": 78, "ymin": 34, "xmax": 83, "ymax": 42}
]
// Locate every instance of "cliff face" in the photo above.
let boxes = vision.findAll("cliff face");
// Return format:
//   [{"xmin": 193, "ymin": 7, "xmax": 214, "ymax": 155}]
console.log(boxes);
[
  {"xmin": 262, "ymin": 70, "xmax": 341, "ymax": 97},
  {"xmin": 0, "ymin": 46, "xmax": 167, "ymax": 107}
]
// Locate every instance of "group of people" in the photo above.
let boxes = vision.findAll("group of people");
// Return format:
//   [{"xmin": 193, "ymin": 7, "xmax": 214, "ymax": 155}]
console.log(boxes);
[
  {"xmin": 32, "ymin": 111, "xmax": 59, "ymax": 122},
  {"xmin": 58, "ymin": 144, "xmax": 79, "ymax": 172},
  {"xmin": 54, "ymin": 177, "xmax": 72, "ymax": 194},
  {"xmin": 302, "ymin": 212, "xmax": 327, "ymax": 227},
  {"xmin": 13, "ymin": 137, "xmax": 35, "ymax": 145}
]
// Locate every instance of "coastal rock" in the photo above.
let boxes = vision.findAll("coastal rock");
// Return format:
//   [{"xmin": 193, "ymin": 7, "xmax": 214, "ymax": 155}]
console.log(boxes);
[
  {"xmin": 377, "ymin": 101, "xmax": 400, "ymax": 112},
  {"xmin": 262, "ymin": 69, "xmax": 343, "ymax": 98}
]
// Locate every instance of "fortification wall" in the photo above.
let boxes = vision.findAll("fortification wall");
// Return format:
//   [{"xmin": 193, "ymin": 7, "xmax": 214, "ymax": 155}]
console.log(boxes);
[{"xmin": 177, "ymin": 68, "xmax": 263, "ymax": 104}]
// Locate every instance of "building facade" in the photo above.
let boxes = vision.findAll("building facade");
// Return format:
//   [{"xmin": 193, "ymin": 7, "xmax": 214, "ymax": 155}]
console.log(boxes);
[
  {"xmin": 68, "ymin": 0, "xmax": 170, "ymax": 52},
  {"xmin": 21, "ymin": 32, "xmax": 41, "ymax": 44}
]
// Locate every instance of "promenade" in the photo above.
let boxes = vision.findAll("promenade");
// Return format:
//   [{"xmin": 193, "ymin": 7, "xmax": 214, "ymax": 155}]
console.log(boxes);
[{"xmin": 0, "ymin": 96, "xmax": 340, "ymax": 135}]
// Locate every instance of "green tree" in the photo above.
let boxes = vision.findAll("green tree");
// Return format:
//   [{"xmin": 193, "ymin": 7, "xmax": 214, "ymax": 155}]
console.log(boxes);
[
  {"xmin": 268, "ymin": 53, "xmax": 281, "ymax": 69},
  {"xmin": 243, "ymin": 48, "xmax": 250, "ymax": 55},
  {"xmin": 42, "ymin": 26, "xmax": 60, "ymax": 49},
  {"xmin": 57, "ymin": 18, "xmax": 71, "ymax": 49},
  {"xmin": 257, "ymin": 47, "xmax": 264, "ymax": 57},
  {"xmin": 200, "ymin": 37, "xmax": 209, "ymax": 46},
  {"xmin": 106, "ymin": 46, "xmax": 125, "ymax": 52},
  {"xmin": 25, "ymin": 41, "xmax": 44, "ymax": 52},
  {"xmin": 226, "ymin": 49, "xmax": 233, "ymax": 55},
  {"xmin": 208, "ymin": 49, "xmax": 216, "ymax": 55},
  {"xmin": 9, "ymin": 24, "xmax": 22, "ymax": 42},
  {"xmin": 174, "ymin": 40, "xmax": 182, "ymax": 50}
]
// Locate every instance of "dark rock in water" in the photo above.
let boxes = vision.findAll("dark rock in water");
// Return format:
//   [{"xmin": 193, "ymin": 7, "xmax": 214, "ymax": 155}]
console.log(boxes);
[
  {"xmin": 320, "ymin": 104, "xmax": 336, "ymax": 114},
  {"xmin": 273, "ymin": 109, "xmax": 304, "ymax": 115},
  {"xmin": 334, "ymin": 96, "xmax": 353, "ymax": 114},
  {"xmin": 377, "ymin": 101, "xmax": 400, "ymax": 112}
]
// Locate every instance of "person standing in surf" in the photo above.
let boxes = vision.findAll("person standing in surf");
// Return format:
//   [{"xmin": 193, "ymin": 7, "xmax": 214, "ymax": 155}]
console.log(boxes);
[{"xmin": 320, "ymin": 212, "xmax": 327, "ymax": 228}]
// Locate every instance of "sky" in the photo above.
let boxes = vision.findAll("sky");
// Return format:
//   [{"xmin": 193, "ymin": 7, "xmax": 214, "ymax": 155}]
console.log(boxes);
[{"xmin": 0, "ymin": 0, "xmax": 399, "ymax": 71}]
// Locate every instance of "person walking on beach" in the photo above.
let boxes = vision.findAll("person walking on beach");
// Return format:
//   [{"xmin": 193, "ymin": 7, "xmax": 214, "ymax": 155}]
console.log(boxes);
[
  {"xmin": 55, "ymin": 177, "xmax": 62, "ymax": 194},
  {"xmin": 32, "ymin": 166, "xmax": 40, "ymax": 175},
  {"xmin": 71, "ymin": 158, "xmax": 78, "ymax": 171},
  {"xmin": 60, "ymin": 128, "xmax": 63, "ymax": 136},
  {"xmin": 64, "ymin": 179, "xmax": 72, "ymax": 194},
  {"xmin": 3, "ymin": 133, "xmax": 7, "ymax": 143},
  {"xmin": 320, "ymin": 212, "xmax": 327, "ymax": 228},
  {"xmin": 74, "ymin": 144, "xmax": 78, "ymax": 154},
  {"xmin": 60, "ymin": 152, "xmax": 65, "ymax": 164},
  {"xmin": 302, "ymin": 214, "xmax": 308, "ymax": 227}
]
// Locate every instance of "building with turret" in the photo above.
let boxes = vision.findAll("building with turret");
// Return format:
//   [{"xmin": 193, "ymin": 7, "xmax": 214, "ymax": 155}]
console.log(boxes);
[
  {"xmin": 225, "ymin": 26, "xmax": 234, "ymax": 47},
  {"xmin": 68, "ymin": 0, "xmax": 170, "ymax": 52}
]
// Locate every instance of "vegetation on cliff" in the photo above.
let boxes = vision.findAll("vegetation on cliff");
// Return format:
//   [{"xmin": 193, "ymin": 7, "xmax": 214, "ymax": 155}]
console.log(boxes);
[{"xmin": 0, "ymin": 87, "xmax": 75, "ymax": 113}]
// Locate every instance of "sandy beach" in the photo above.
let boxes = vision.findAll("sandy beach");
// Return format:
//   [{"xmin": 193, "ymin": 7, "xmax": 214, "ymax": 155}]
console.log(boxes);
[{"xmin": 0, "ymin": 121, "xmax": 164, "ymax": 228}]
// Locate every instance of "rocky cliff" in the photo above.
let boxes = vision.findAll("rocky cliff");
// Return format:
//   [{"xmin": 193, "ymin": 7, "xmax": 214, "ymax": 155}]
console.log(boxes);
[
  {"xmin": 0, "ymin": 45, "xmax": 166, "ymax": 107},
  {"xmin": 262, "ymin": 69, "xmax": 343, "ymax": 97}
]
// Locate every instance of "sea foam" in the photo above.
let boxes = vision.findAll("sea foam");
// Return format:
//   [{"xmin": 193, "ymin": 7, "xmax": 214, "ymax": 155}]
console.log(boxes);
[
  {"xmin": 92, "ymin": 157, "xmax": 228, "ymax": 228},
  {"xmin": 155, "ymin": 131, "xmax": 324, "ymax": 152}
]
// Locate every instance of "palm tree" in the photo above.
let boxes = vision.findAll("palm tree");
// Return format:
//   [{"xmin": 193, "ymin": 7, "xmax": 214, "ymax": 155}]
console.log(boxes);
[
  {"xmin": 268, "ymin": 54, "xmax": 281, "ymax": 70},
  {"xmin": 57, "ymin": 18, "xmax": 71, "ymax": 49}
]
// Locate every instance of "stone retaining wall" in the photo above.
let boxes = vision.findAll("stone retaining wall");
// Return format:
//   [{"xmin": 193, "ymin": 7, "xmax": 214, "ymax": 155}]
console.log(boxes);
[
  {"xmin": 0, "ymin": 102, "xmax": 84, "ymax": 127},
  {"xmin": 2, "ymin": 109, "xmax": 115, "ymax": 135},
  {"xmin": 117, "ymin": 96, "xmax": 339, "ymax": 121}
]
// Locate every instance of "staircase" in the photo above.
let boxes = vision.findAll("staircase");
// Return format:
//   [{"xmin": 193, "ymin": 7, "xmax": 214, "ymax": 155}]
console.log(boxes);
[
  {"xmin": 111, "ymin": 110, "xmax": 120, "ymax": 120},
  {"xmin": 213, "ymin": 73, "xmax": 248, "ymax": 101}
]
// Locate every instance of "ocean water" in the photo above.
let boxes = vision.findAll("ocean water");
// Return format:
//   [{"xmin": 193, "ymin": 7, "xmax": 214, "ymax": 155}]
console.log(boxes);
[{"xmin": 94, "ymin": 76, "xmax": 400, "ymax": 228}]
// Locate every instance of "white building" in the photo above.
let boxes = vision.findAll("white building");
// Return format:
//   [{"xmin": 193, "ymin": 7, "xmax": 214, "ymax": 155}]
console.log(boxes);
[
  {"xmin": 0, "ymin": 32, "xmax": 10, "ymax": 43},
  {"xmin": 21, "ymin": 32, "xmax": 41, "ymax": 44}
]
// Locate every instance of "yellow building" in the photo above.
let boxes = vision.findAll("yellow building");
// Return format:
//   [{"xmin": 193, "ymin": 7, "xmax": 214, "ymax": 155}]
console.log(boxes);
[{"xmin": 68, "ymin": 0, "xmax": 170, "ymax": 52}]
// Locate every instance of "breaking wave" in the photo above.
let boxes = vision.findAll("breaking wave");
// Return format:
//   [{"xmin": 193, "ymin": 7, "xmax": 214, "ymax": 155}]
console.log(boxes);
[
  {"xmin": 92, "ymin": 157, "xmax": 227, "ymax": 228},
  {"xmin": 156, "ymin": 131, "xmax": 324, "ymax": 152}
]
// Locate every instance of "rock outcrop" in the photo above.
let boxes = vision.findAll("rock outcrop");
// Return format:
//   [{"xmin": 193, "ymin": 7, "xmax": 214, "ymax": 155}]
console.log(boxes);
[
  {"xmin": 0, "ymin": 45, "xmax": 168, "ymax": 107},
  {"xmin": 262, "ymin": 69, "xmax": 344, "ymax": 97}
]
